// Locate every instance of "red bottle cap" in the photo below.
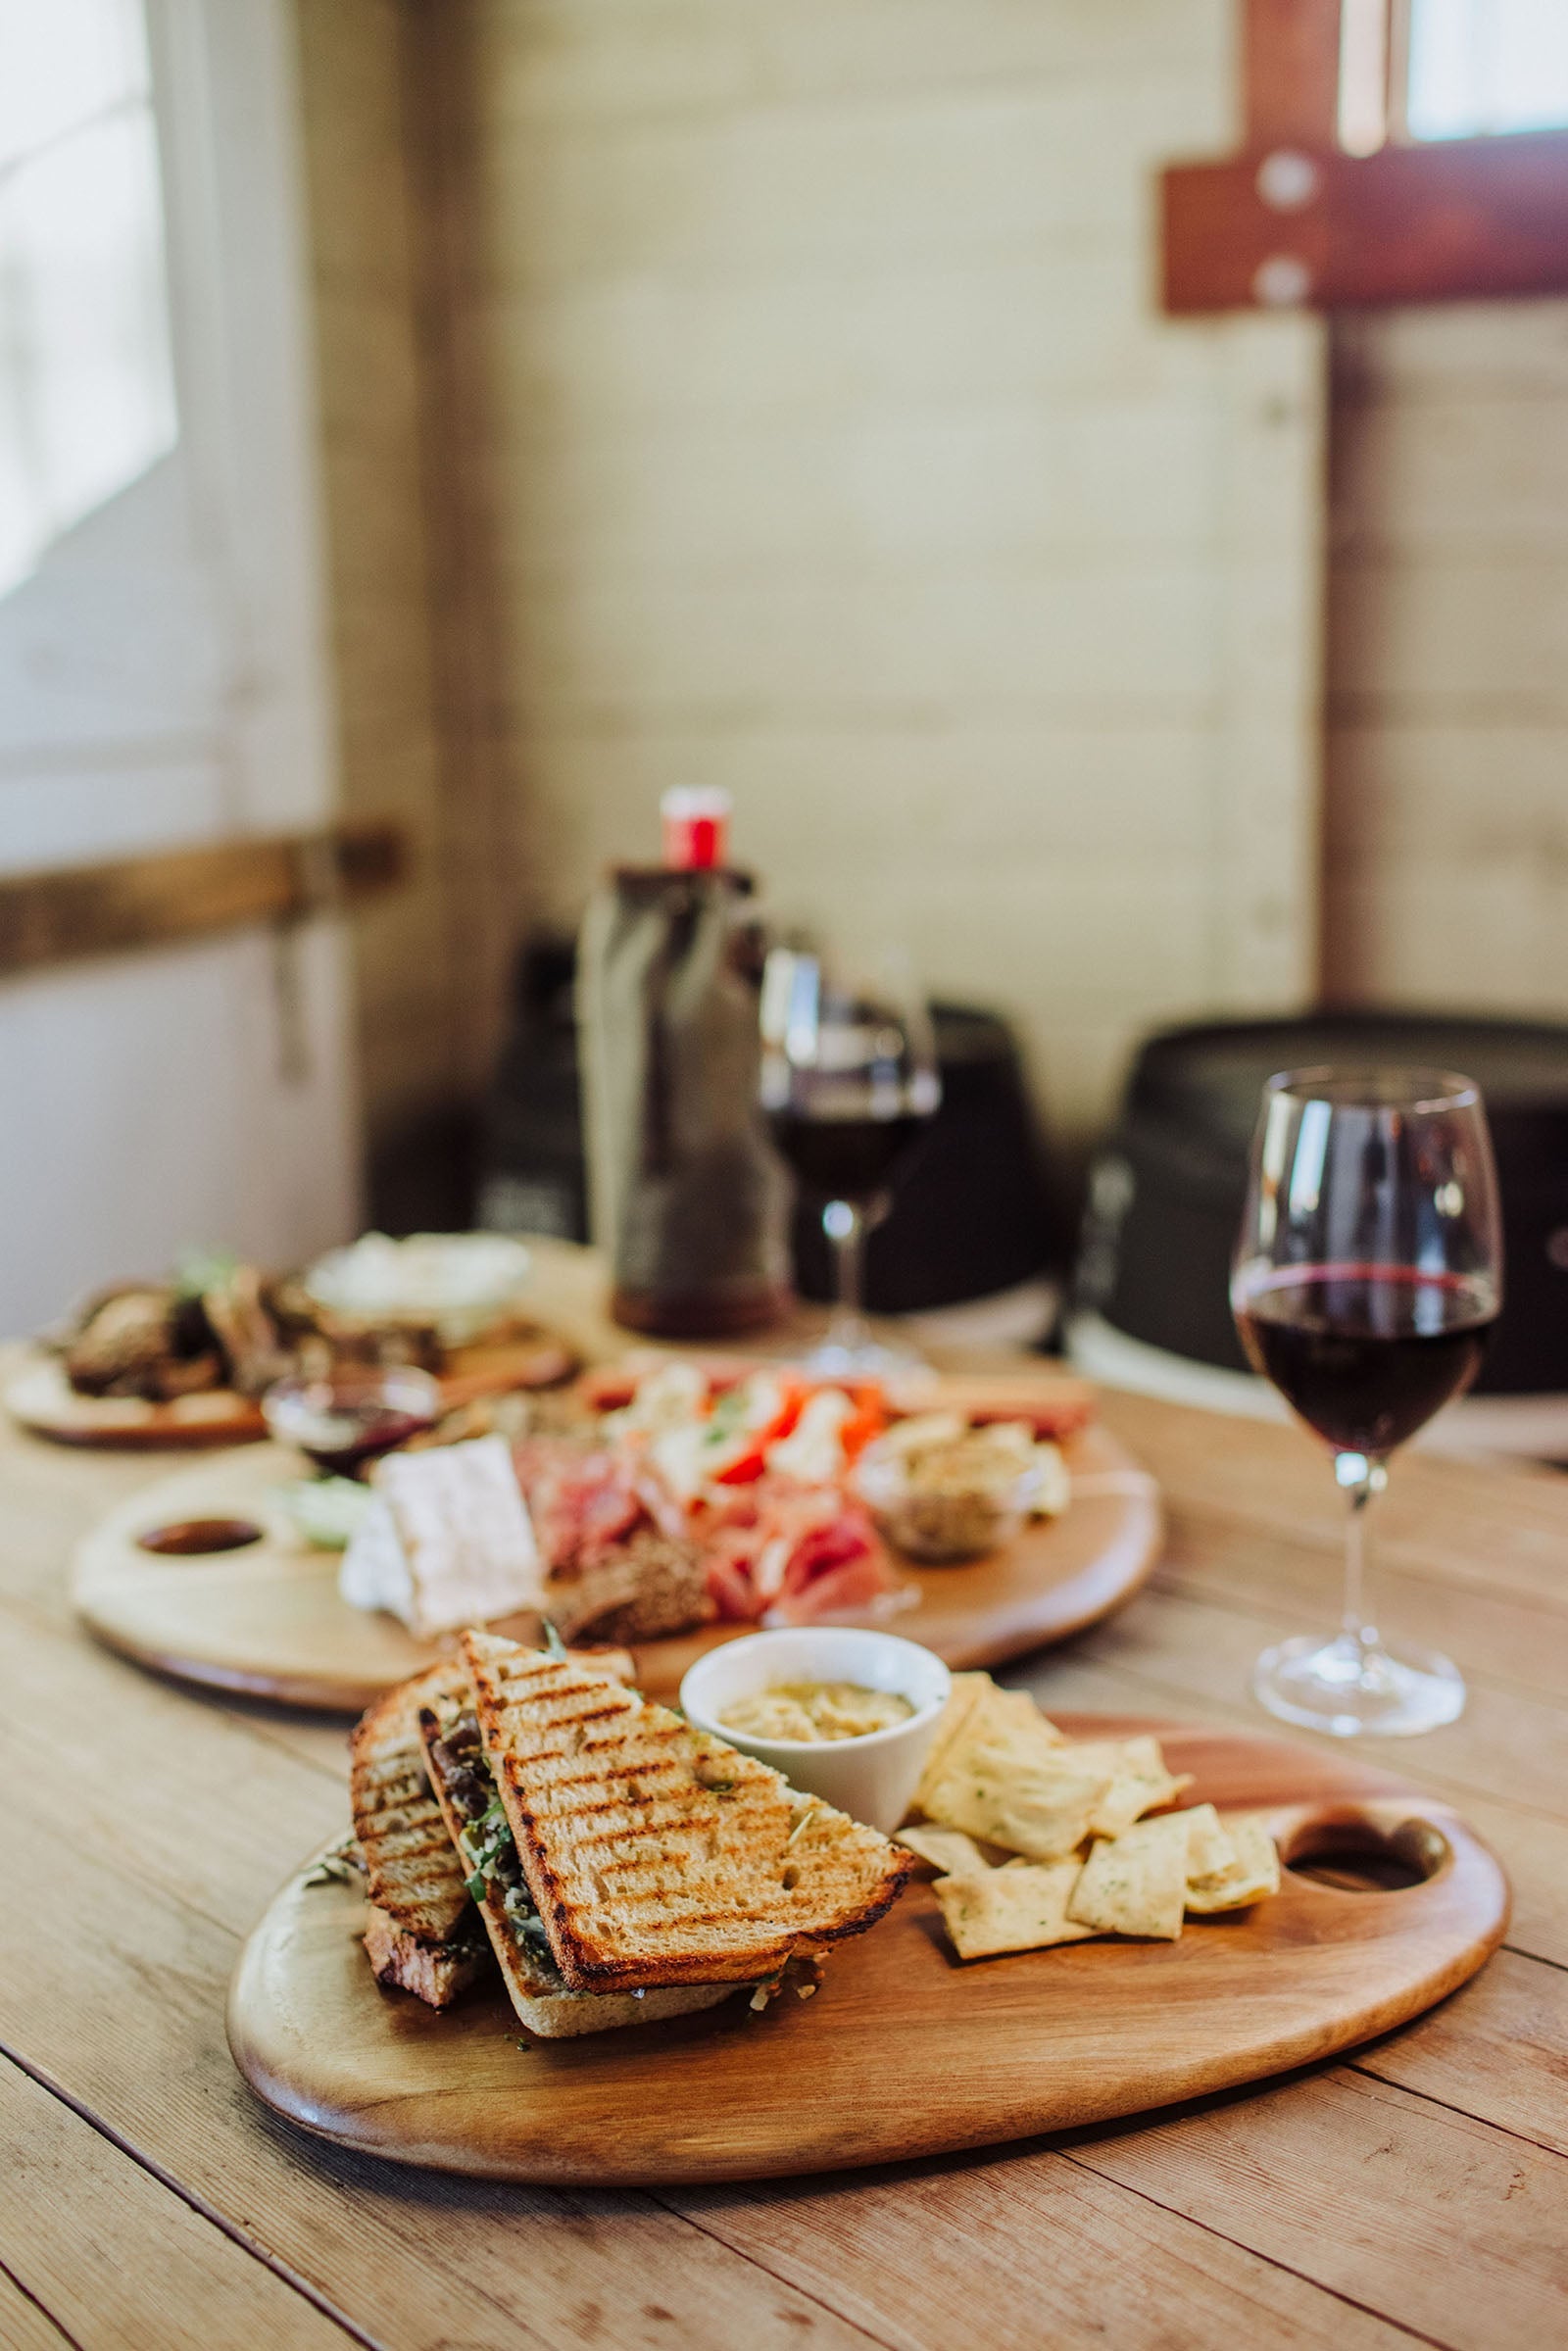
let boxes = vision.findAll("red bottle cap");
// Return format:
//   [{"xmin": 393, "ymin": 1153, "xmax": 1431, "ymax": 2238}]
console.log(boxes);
[{"xmin": 661, "ymin": 787, "xmax": 731, "ymax": 871}]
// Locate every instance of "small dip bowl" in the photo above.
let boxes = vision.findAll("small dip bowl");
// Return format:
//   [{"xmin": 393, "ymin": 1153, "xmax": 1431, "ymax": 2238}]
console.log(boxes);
[
  {"xmin": 680, "ymin": 1627, "xmax": 951, "ymax": 1833},
  {"xmin": 261, "ymin": 1366, "xmax": 442, "ymax": 1478}
]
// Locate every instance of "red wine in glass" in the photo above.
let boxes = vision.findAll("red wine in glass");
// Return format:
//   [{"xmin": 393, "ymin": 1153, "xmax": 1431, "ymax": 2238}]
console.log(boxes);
[
  {"xmin": 1231, "ymin": 1065, "xmax": 1503, "ymax": 1738},
  {"xmin": 1236, "ymin": 1264, "xmax": 1496, "ymax": 1458},
  {"xmin": 759, "ymin": 941, "xmax": 940, "ymax": 1374},
  {"xmin": 765, "ymin": 1107, "xmax": 930, "ymax": 1207}
]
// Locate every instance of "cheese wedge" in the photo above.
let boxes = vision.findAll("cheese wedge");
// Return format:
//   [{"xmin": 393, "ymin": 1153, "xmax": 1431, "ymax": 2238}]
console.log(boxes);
[{"xmin": 339, "ymin": 1434, "xmax": 544, "ymax": 1637}]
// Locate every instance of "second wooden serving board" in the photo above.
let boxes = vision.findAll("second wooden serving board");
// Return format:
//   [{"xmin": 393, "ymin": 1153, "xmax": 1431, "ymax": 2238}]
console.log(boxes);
[
  {"xmin": 227, "ymin": 1716, "xmax": 1509, "ymax": 2184},
  {"xmin": 71, "ymin": 1423, "xmax": 1160, "ymax": 1709}
]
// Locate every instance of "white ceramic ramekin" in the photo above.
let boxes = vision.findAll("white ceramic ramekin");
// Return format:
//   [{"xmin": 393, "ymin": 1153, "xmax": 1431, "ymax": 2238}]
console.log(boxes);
[{"xmin": 680, "ymin": 1627, "xmax": 951, "ymax": 1833}]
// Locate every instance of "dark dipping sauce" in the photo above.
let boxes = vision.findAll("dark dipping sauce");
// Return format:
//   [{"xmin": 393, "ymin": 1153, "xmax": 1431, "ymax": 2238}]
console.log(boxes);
[{"xmin": 1236, "ymin": 1264, "xmax": 1496, "ymax": 1457}]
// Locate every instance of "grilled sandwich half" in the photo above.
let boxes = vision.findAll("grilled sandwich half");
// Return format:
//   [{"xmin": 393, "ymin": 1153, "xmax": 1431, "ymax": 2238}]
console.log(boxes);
[
  {"xmin": 459, "ymin": 1629, "xmax": 911, "ymax": 1999},
  {"xmin": 417, "ymin": 1681, "xmax": 736, "ymax": 2037},
  {"xmin": 349, "ymin": 1659, "xmax": 491, "ymax": 2008}
]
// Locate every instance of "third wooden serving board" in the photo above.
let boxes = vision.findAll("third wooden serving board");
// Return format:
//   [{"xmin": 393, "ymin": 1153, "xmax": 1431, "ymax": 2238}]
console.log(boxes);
[{"xmin": 227, "ymin": 1715, "xmax": 1509, "ymax": 2184}]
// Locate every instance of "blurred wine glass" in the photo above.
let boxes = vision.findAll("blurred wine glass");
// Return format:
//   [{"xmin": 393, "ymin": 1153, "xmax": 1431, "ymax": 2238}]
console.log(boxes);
[
  {"xmin": 1232, "ymin": 1066, "xmax": 1503, "ymax": 1736},
  {"xmin": 760, "ymin": 940, "xmax": 940, "ymax": 1377}
]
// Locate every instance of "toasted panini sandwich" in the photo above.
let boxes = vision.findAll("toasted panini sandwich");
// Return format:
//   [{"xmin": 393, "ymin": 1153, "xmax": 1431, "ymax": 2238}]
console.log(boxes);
[
  {"xmin": 349, "ymin": 1659, "xmax": 492, "ymax": 2008},
  {"xmin": 416, "ymin": 1630, "xmax": 911, "ymax": 2037}
]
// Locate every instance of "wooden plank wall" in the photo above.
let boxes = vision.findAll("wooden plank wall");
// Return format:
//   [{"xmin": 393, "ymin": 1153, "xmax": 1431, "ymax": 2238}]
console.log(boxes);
[
  {"xmin": 429, "ymin": 0, "xmax": 1324, "ymax": 1143},
  {"xmin": 1324, "ymin": 302, "xmax": 1568, "ymax": 1016}
]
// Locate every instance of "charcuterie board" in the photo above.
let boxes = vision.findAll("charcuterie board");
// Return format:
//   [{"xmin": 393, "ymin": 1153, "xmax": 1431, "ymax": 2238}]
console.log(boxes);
[
  {"xmin": 226, "ymin": 1714, "xmax": 1509, "ymax": 2184},
  {"xmin": 72, "ymin": 1422, "xmax": 1160, "ymax": 1710}
]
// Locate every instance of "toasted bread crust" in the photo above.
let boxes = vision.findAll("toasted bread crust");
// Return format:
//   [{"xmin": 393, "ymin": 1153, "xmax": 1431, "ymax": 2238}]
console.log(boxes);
[
  {"xmin": 463, "ymin": 1631, "xmax": 911, "ymax": 1994},
  {"xmin": 349, "ymin": 1660, "xmax": 474, "ymax": 1942}
]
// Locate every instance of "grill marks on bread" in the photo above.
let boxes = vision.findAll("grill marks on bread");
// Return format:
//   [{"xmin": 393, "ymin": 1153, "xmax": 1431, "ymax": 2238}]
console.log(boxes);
[
  {"xmin": 463, "ymin": 1630, "xmax": 910, "ymax": 1993},
  {"xmin": 349, "ymin": 1659, "xmax": 474, "ymax": 1944}
]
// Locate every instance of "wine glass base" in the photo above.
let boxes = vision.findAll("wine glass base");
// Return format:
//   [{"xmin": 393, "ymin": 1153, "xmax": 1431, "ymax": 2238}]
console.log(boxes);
[{"xmin": 1253, "ymin": 1631, "xmax": 1466, "ymax": 1739}]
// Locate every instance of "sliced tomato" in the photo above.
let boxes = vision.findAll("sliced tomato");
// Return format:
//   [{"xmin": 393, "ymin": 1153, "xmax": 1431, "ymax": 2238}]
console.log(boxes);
[{"xmin": 710, "ymin": 1444, "xmax": 768, "ymax": 1487}]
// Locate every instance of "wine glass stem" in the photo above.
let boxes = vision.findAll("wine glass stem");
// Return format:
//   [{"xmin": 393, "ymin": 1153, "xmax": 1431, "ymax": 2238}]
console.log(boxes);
[
  {"xmin": 1337, "ymin": 1452, "xmax": 1389, "ymax": 1650},
  {"xmin": 824, "ymin": 1200, "xmax": 868, "ymax": 1355}
]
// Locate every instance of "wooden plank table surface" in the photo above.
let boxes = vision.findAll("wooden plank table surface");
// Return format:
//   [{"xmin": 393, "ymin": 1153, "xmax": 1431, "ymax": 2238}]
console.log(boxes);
[{"xmin": 4, "ymin": 1344, "xmax": 1568, "ymax": 2348}]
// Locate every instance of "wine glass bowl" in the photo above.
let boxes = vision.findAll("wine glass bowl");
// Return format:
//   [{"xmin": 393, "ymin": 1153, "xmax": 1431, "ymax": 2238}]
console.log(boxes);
[
  {"xmin": 1232, "ymin": 1066, "xmax": 1503, "ymax": 1737},
  {"xmin": 760, "ymin": 941, "xmax": 940, "ymax": 1377}
]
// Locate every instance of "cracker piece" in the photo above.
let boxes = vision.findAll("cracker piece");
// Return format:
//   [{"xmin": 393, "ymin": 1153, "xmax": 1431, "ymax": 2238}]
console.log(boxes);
[
  {"xmin": 1185, "ymin": 1817, "xmax": 1281, "ymax": 1914},
  {"xmin": 982, "ymin": 1686, "xmax": 1067, "ymax": 1751},
  {"xmin": 908, "ymin": 1673, "xmax": 996, "ymax": 1815},
  {"xmin": 922, "ymin": 1742, "xmax": 1112, "ymax": 1862},
  {"xmin": 1181, "ymin": 1802, "xmax": 1238, "ymax": 1882},
  {"xmin": 1067, "ymin": 1813, "xmax": 1190, "ymax": 1940},
  {"xmin": 1064, "ymin": 1736, "xmax": 1194, "ymax": 1839},
  {"xmin": 934, "ymin": 1861, "xmax": 1097, "ymax": 1960},
  {"xmin": 897, "ymin": 1825, "xmax": 1007, "ymax": 1878}
]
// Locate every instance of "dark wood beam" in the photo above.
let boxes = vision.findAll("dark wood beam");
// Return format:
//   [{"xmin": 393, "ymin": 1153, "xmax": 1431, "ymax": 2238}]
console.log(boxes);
[{"xmin": 0, "ymin": 821, "xmax": 407, "ymax": 981}]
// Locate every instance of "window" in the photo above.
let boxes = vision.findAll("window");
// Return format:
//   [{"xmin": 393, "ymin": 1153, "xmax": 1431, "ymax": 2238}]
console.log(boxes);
[
  {"xmin": 1162, "ymin": 0, "xmax": 1568, "ymax": 313},
  {"xmin": 1407, "ymin": 0, "xmax": 1568, "ymax": 142},
  {"xmin": 0, "ymin": 0, "xmax": 177, "ymax": 598}
]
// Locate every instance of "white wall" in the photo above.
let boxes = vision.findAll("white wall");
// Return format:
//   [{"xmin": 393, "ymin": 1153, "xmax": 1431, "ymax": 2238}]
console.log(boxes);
[
  {"xmin": 450, "ymin": 0, "xmax": 1325, "ymax": 1141},
  {"xmin": 1325, "ymin": 302, "xmax": 1568, "ymax": 1016}
]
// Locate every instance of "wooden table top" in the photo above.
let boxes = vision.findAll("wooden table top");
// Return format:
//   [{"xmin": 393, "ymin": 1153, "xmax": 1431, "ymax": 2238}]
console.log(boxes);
[{"xmin": 5, "ymin": 1348, "xmax": 1568, "ymax": 2348}]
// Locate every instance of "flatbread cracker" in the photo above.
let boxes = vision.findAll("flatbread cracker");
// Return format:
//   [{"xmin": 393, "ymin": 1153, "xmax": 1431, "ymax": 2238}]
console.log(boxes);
[
  {"xmin": 1181, "ymin": 1802, "xmax": 1238, "ymax": 1881},
  {"xmin": 1063, "ymin": 1736, "xmax": 1194, "ymax": 1839},
  {"xmin": 934, "ymin": 1861, "xmax": 1097, "ymax": 1960},
  {"xmin": 1186, "ymin": 1816, "xmax": 1281, "ymax": 1913},
  {"xmin": 1067, "ymin": 1812, "xmax": 1190, "ymax": 1940},
  {"xmin": 897, "ymin": 1824, "xmax": 1007, "ymax": 1878},
  {"xmin": 909, "ymin": 1673, "xmax": 995, "ymax": 1815},
  {"xmin": 922, "ymin": 1743, "xmax": 1112, "ymax": 1862}
]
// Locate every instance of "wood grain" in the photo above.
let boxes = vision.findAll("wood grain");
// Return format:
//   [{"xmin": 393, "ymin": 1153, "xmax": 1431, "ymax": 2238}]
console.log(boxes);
[
  {"xmin": 0, "ymin": 823, "xmax": 404, "ymax": 980},
  {"xmin": 227, "ymin": 1717, "xmax": 1507, "ymax": 2184},
  {"xmin": 6, "ymin": 1329, "xmax": 1568, "ymax": 2346},
  {"xmin": 71, "ymin": 1421, "xmax": 1159, "ymax": 1710},
  {"xmin": 0, "ymin": 2056, "xmax": 355, "ymax": 2350}
]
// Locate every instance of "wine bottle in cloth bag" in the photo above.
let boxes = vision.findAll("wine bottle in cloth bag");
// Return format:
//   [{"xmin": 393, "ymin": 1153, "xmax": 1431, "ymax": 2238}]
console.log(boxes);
[{"xmin": 577, "ymin": 793, "xmax": 792, "ymax": 1336}]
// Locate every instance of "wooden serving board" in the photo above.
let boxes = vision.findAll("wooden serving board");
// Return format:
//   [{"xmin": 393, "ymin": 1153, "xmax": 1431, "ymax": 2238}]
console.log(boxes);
[
  {"xmin": 7, "ymin": 1337, "xmax": 576, "ymax": 1452},
  {"xmin": 71, "ymin": 1425, "xmax": 1160, "ymax": 1711},
  {"xmin": 227, "ymin": 1715, "xmax": 1510, "ymax": 2185}
]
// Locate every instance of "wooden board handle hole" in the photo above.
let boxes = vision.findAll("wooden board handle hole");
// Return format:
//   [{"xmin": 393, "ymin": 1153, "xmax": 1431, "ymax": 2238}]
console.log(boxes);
[{"xmin": 1281, "ymin": 1807, "xmax": 1449, "ymax": 1893}]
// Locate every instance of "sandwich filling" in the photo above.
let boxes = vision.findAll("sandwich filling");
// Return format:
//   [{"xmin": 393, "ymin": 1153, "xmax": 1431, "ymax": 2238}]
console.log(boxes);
[{"xmin": 423, "ymin": 1706, "xmax": 561, "ymax": 1975}]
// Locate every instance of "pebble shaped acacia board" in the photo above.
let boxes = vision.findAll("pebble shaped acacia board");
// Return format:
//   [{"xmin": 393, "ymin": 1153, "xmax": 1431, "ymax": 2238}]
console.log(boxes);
[
  {"xmin": 227, "ymin": 1715, "xmax": 1510, "ymax": 2185},
  {"xmin": 71, "ymin": 1423, "xmax": 1160, "ymax": 1710}
]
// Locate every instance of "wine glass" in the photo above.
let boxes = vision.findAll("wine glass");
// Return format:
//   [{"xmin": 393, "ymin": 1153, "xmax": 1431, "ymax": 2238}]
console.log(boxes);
[
  {"xmin": 759, "ymin": 940, "xmax": 940, "ymax": 1377},
  {"xmin": 1231, "ymin": 1067, "xmax": 1502, "ymax": 1737}
]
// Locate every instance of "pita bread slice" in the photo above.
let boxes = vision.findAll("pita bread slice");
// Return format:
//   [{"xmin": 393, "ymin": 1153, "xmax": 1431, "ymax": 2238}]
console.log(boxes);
[
  {"xmin": 1186, "ymin": 1816, "xmax": 1281, "ymax": 1913},
  {"xmin": 934, "ymin": 1861, "xmax": 1097, "ymax": 1960},
  {"xmin": 1067, "ymin": 1813, "xmax": 1191, "ymax": 1940}
]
